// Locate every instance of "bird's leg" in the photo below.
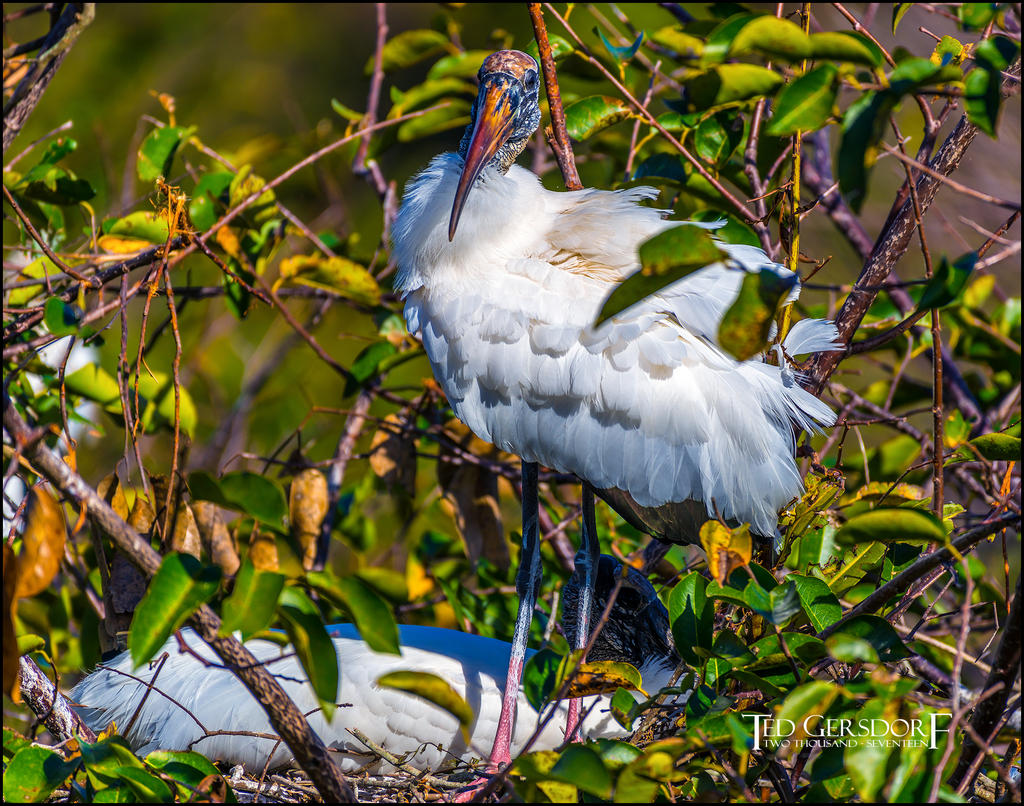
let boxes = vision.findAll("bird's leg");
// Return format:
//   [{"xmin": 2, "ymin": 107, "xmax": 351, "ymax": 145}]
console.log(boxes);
[
  {"xmin": 565, "ymin": 482, "xmax": 599, "ymax": 742},
  {"xmin": 489, "ymin": 460, "xmax": 542, "ymax": 768}
]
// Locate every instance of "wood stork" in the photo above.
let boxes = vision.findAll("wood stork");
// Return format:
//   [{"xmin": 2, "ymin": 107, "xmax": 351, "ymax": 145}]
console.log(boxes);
[
  {"xmin": 70, "ymin": 556, "xmax": 677, "ymax": 772},
  {"xmin": 391, "ymin": 49, "xmax": 840, "ymax": 773}
]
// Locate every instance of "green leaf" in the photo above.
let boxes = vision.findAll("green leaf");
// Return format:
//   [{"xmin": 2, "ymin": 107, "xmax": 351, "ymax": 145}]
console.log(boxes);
[
  {"xmin": 774, "ymin": 681, "xmax": 842, "ymax": 745},
  {"xmin": 308, "ymin": 572, "xmax": 400, "ymax": 655},
  {"xmin": 426, "ymin": 49, "xmax": 493, "ymax": 81},
  {"xmin": 649, "ymin": 26, "xmax": 703, "ymax": 60},
  {"xmin": 372, "ymin": 29, "xmax": 449, "ymax": 73},
  {"xmin": 824, "ymin": 541, "xmax": 887, "ymax": 597},
  {"xmin": 892, "ymin": 3, "xmax": 913, "ymax": 34},
  {"xmin": 128, "ymin": 553, "xmax": 222, "ymax": 667},
  {"xmin": 549, "ymin": 745, "xmax": 613, "ymax": 798},
  {"xmin": 377, "ymin": 670, "xmax": 473, "ymax": 741},
  {"xmin": 219, "ymin": 560, "xmax": 284, "ymax": 640},
  {"xmin": 684, "ymin": 64, "xmax": 783, "ymax": 110},
  {"xmin": 113, "ymin": 766, "xmax": 174, "ymax": 802},
  {"xmin": 749, "ymin": 632, "xmax": 828, "ymax": 668},
  {"xmin": 916, "ymin": 252, "xmax": 977, "ymax": 311},
  {"xmin": 964, "ymin": 38, "xmax": 1019, "ymax": 137},
  {"xmin": 845, "ymin": 698, "xmax": 895, "ymax": 800},
  {"xmin": 218, "ymin": 471, "xmax": 288, "ymax": 526},
  {"xmin": 958, "ymin": 3, "xmax": 999, "ymax": 30},
  {"xmin": 8, "ymin": 257, "xmax": 59, "ymax": 307},
  {"xmin": 717, "ymin": 269, "xmax": 798, "ymax": 361},
  {"xmin": 35, "ymin": 137, "xmax": 78, "ymax": 166},
  {"xmin": 524, "ymin": 35, "xmax": 574, "ymax": 66},
  {"xmin": 43, "ymin": 297, "xmax": 83, "ymax": 337},
  {"xmin": 790, "ymin": 574, "xmax": 842, "ymax": 632},
  {"xmin": 276, "ymin": 254, "xmax": 381, "ymax": 305},
  {"xmin": 959, "ymin": 433, "xmax": 1021, "ymax": 462},
  {"xmin": 523, "ymin": 648, "xmax": 562, "ymax": 711},
  {"xmin": 730, "ymin": 16, "xmax": 811, "ymax": 61},
  {"xmin": 669, "ymin": 572, "xmax": 712, "ymax": 665},
  {"xmin": 695, "ymin": 112, "xmax": 743, "ymax": 165},
  {"xmin": 808, "ymin": 32, "xmax": 882, "ymax": 66},
  {"xmin": 703, "ymin": 14, "xmax": 758, "ymax": 63},
  {"xmin": 137, "ymin": 126, "xmax": 192, "ymax": 183},
  {"xmin": 837, "ymin": 90, "xmax": 890, "ymax": 212},
  {"xmin": 835, "ymin": 508, "xmax": 946, "ymax": 545},
  {"xmin": 101, "ymin": 211, "xmax": 170, "ymax": 246},
  {"xmin": 343, "ymin": 340, "xmax": 398, "ymax": 396},
  {"xmin": 744, "ymin": 579, "xmax": 802, "ymax": 626},
  {"xmin": 828, "ymin": 615, "xmax": 909, "ymax": 661},
  {"xmin": 330, "ymin": 98, "xmax": 364, "ymax": 122},
  {"xmin": 597, "ymin": 29, "xmax": 644, "ymax": 63},
  {"xmin": 975, "ymin": 35, "xmax": 1020, "ymax": 72},
  {"xmin": 63, "ymin": 364, "xmax": 120, "ymax": 405},
  {"xmin": 563, "ymin": 95, "xmax": 633, "ymax": 140},
  {"xmin": 388, "ymin": 77, "xmax": 476, "ymax": 118},
  {"xmin": 188, "ymin": 171, "xmax": 233, "ymax": 232},
  {"xmin": 144, "ymin": 750, "xmax": 234, "ymax": 803},
  {"xmin": 765, "ymin": 64, "xmax": 838, "ymax": 136},
  {"xmin": 396, "ymin": 99, "xmax": 471, "ymax": 142},
  {"xmin": 277, "ymin": 587, "xmax": 339, "ymax": 717},
  {"xmin": 2, "ymin": 746, "xmax": 80, "ymax": 803},
  {"xmin": 964, "ymin": 67, "xmax": 1000, "ymax": 137},
  {"xmin": 826, "ymin": 632, "xmax": 879, "ymax": 663},
  {"xmin": 596, "ymin": 225, "xmax": 727, "ymax": 326}
]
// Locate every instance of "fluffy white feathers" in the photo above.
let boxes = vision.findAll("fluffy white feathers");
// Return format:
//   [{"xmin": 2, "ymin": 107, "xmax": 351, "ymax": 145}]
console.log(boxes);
[
  {"xmin": 394, "ymin": 154, "xmax": 841, "ymax": 536},
  {"xmin": 72, "ymin": 626, "xmax": 633, "ymax": 772}
]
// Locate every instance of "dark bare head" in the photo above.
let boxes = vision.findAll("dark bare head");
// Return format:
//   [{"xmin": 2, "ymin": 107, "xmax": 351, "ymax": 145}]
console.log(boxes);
[{"xmin": 449, "ymin": 50, "xmax": 542, "ymax": 241}]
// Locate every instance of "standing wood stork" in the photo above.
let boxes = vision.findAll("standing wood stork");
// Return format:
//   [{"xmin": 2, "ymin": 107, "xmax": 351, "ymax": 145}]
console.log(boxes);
[
  {"xmin": 392, "ymin": 50, "xmax": 840, "ymax": 774},
  {"xmin": 71, "ymin": 556, "xmax": 677, "ymax": 772}
]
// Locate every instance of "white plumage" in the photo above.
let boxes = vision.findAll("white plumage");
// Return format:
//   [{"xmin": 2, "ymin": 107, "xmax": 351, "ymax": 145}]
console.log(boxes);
[
  {"xmin": 394, "ymin": 154, "xmax": 839, "ymax": 536},
  {"xmin": 72, "ymin": 623, "xmax": 673, "ymax": 772}
]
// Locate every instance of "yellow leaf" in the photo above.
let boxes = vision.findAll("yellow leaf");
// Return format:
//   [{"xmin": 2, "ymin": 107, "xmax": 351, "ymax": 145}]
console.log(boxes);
[
  {"xmin": 97, "ymin": 235, "xmax": 154, "ymax": 254},
  {"xmin": 700, "ymin": 521, "xmax": 751, "ymax": 586},
  {"xmin": 14, "ymin": 489, "xmax": 67, "ymax": 600},
  {"xmin": 289, "ymin": 469, "xmax": 328, "ymax": 570},
  {"xmin": 276, "ymin": 254, "xmax": 381, "ymax": 306}
]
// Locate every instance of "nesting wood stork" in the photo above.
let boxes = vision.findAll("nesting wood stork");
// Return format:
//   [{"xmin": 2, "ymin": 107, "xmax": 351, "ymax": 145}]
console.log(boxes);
[
  {"xmin": 71, "ymin": 556, "xmax": 677, "ymax": 772},
  {"xmin": 391, "ymin": 49, "xmax": 840, "ymax": 772}
]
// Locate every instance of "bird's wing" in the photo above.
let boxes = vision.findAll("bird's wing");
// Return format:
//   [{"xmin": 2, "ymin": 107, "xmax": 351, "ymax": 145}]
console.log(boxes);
[{"xmin": 408, "ymin": 184, "xmax": 837, "ymax": 534}]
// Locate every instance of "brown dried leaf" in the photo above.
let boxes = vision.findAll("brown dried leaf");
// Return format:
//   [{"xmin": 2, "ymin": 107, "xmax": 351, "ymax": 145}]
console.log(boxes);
[
  {"xmin": 289, "ymin": 468, "xmax": 328, "ymax": 570},
  {"xmin": 700, "ymin": 521, "xmax": 752, "ymax": 586},
  {"xmin": 193, "ymin": 501, "xmax": 240, "ymax": 576},
  {"xmin": 3, "ymin": 545, "xmax": 20, "ymax": 701},
  {"xmin": 438, "ymin": 419, "xmax": 508, "ymax": 570},
  {"xmin": 169, "ymin": 503, "xmax": 202, "ymax": 558},
  {"xmin": 369, "ymin": 413, "xmax": 416, "ymax": 491},
  {"xmin": 14, "ymin": 489, "xmax": 67, "ymax": 600},
  {"xmin": 249, "ymin": 529, "xmax": 279, "ymax": 572},
  {"xmin": 97, "ymin": 474, "xmax": 131, "ymax": 520}
]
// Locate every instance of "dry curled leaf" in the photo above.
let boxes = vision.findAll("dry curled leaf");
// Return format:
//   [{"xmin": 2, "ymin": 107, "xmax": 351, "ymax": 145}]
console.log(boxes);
[
  {"xmin": 193, "ymin": 501, "xmax": 240, "ymax": 576},
  {"xmin": 369, "ymin": 413, "xmax": 416, "ymax": 491},
  {"xmin": 249, "ymin": 527, "xmax": 279, "ymax": 572},
  {"xmin": 289, "ymin": 468, "xmax": 328, "ymax": 570},
  {"xmin": 700, "ymin": 521, "xmax": 751, "ymax": 586},
  {"xmin": 14, "ymin": 489, "xmax": 67, "ymax": 600},
  {"xmin": 3, "ymin": 545, "xmax": 20, "ymax": 701},
  {"xmin": 438, "ymin": 419, "xmax": 508, "ymax": 571}
]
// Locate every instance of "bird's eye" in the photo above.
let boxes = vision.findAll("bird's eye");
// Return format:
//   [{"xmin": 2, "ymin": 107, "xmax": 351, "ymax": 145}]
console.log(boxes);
[{"xmin": 524, "ymin": 70, "xmax": 539, "ymax": 89}]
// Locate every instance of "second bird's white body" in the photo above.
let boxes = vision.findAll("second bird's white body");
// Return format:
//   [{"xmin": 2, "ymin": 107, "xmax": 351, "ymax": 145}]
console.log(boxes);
[
  {"xmin": 394, "ymin": 154, "xmax": 839, "ymax": 535},
  {"xmin": 72, "ymin": 625, "xmax": 664, "ymax": 772}
]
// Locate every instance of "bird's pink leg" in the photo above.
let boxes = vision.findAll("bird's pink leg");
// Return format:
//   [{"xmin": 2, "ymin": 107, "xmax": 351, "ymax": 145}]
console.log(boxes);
[
  {"xmin": 564, "ymin": 484, "xmax": 599, "ymax": 743},
  {"xmin": 452, "ymin": 461, "xmax": 542, "ymax": 802}
]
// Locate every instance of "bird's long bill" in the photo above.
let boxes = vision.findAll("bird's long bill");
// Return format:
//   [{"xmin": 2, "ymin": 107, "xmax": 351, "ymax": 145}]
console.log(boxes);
[{"xmin": 448, "ymin": 76, "xmax": 520, "ymax": 241}]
